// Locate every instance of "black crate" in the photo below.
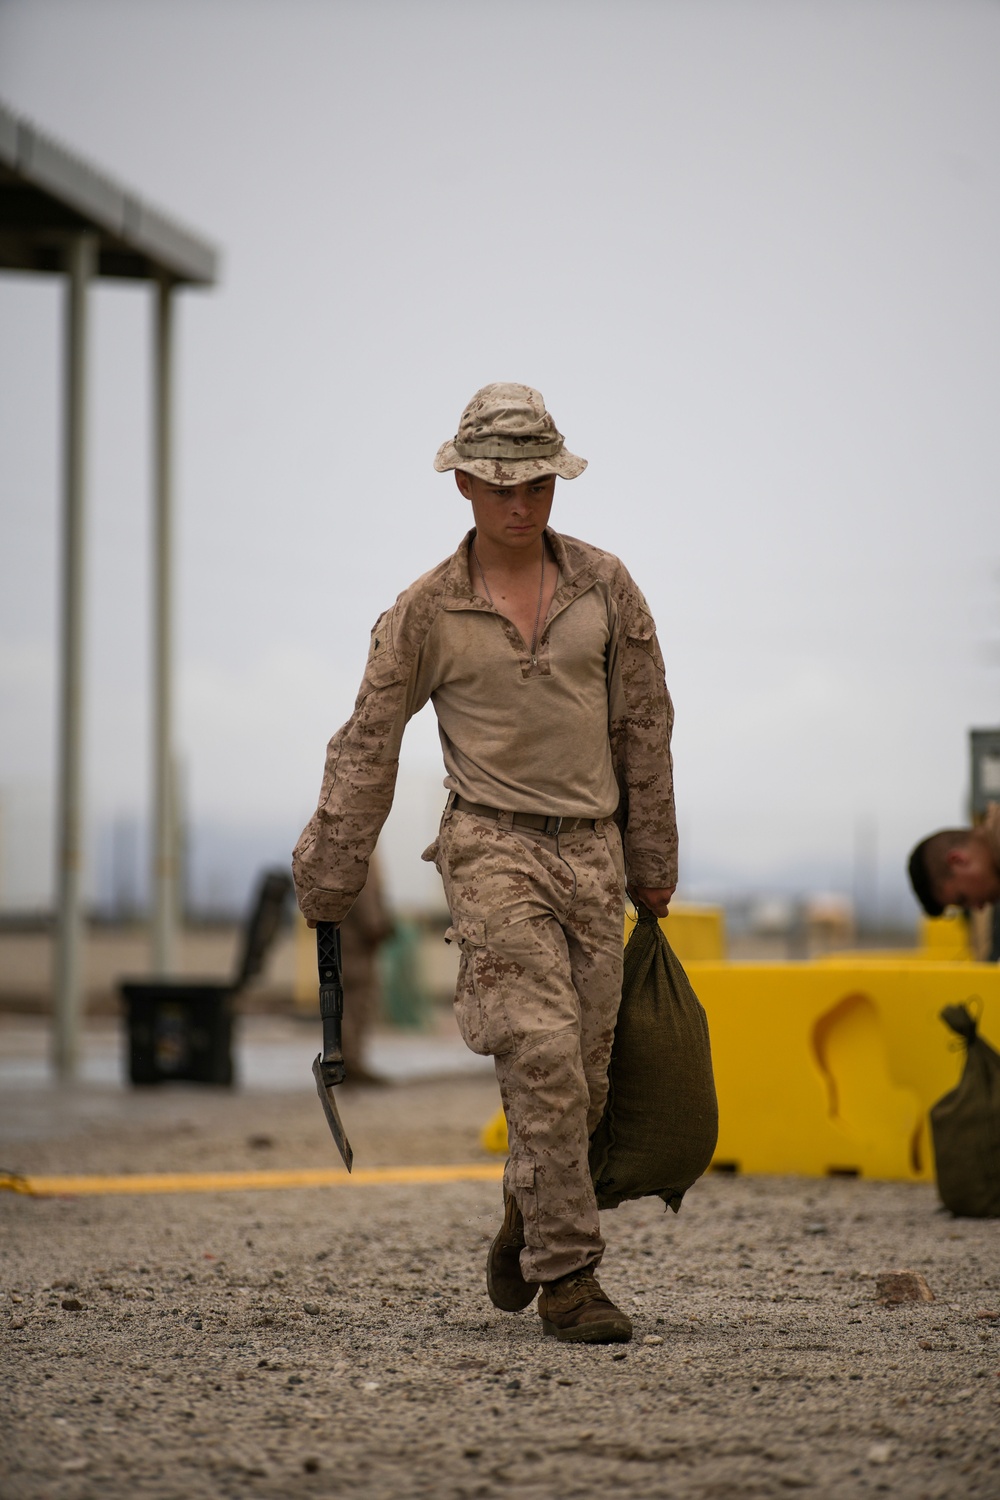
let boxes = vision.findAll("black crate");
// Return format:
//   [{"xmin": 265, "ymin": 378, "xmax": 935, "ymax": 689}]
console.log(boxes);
[
  {"xmin": 122, "ymin": 982, "xmax": 234, "ymax": 1086},
  {"xmin": 119, "ymin": 869, "xmax": 293, "ymax": 1089}
]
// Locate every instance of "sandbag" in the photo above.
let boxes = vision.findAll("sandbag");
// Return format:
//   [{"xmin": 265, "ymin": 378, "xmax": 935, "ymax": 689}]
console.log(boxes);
[
  {"xmin": 589, "ymin": 906, "xmax": 718, "ymax": 1212},
  {"xmin": 930, "ymin": 1003, "xmax": 1000, "ymax": 1218}
]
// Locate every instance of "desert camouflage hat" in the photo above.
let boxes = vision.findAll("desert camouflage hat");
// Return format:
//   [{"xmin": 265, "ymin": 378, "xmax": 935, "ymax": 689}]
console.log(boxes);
[{"xmin": 434, "ymin": 383, "xmax": 587, "ymax": 485}]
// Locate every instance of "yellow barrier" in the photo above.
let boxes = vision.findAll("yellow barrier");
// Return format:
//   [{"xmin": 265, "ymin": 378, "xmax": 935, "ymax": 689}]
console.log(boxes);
[
  {"xmin": 480, "ymin": 1110, "xmax": 509, "ymax": 1156},
  {"xmin": 814, "ymin": 912, "xmax": 973, "ymax": 966},
  {"xmin": 685, "ymin": 959, "xmax": 997, "ymax": 1181},
  {"xmin": 481, "ymin": 957, "xmax": 1000, "ymax": 1181},
  {"xmin": 920, "ymin": 912, "xmax": 973, "ymax": 960},
  {"xmin": 624, "ymin": 903, "xmax": 727, "ymax": 961}
]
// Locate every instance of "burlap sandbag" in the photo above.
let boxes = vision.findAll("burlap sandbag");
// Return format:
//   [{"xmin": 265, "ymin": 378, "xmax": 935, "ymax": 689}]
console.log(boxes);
[
  {"xmin": 590, "ymin": 906, "xmax": 719, "ymax": 1212},
  {"xmin": 930, "ymin": 1003, "xmax": 1000, "ymax": 1218}
]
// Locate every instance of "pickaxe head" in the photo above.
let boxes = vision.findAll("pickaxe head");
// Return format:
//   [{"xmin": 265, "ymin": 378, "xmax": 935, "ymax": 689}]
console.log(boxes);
[{"xmin": 313, "ymin": 1053, "xmax": 354, "ymax": 1172}]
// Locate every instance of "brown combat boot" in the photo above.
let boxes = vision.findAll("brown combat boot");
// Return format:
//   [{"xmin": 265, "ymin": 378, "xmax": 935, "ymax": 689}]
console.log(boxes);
[
  {"xmin": 486, "ymin": 1191, "xmax": 540, "ymax": 1312},
  {"xmin": 537, "ymin": 1267, "xmax": 633, "ymax": 1344}
]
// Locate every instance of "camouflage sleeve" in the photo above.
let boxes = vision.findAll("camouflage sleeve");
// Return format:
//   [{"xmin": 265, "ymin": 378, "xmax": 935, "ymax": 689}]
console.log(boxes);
[
  {"xmin": 608, "ymin": 572, "xmax": 678, "ymax": 891},
  {"xmin": 292, "ymin": 604, "xmax": 429, "ymax": 923}
]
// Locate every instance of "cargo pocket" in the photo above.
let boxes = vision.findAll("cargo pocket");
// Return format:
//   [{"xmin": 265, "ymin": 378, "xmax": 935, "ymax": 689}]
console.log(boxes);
[
  {"xmin": 420, "ymin": 838, "xmax": 440, "ymax": 867},
  {"xmin": 512, "ymin": 1158, "xmax": 544, "ymax": 1249},
  {"xmin": 445, "ymin": 915, "xmax": 514, "ymax": 1057}
]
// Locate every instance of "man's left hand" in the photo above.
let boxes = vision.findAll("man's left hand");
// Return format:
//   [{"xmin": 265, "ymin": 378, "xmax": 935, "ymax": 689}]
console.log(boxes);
[{"xmin": 629, "ymin": 885, "xmax": 676, "ymax": 918}]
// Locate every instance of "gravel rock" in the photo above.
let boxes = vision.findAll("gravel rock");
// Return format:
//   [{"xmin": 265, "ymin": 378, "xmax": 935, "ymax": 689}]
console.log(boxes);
[{"xmin": 875, "ymin": 1269, "xmax": 935, "ymax": 1305}]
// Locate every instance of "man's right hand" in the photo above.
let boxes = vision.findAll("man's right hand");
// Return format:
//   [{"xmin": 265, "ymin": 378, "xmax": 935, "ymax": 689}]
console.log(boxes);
[{"xmin": 629, "ymin": 885, "xmax": 676, "ymax": 918}]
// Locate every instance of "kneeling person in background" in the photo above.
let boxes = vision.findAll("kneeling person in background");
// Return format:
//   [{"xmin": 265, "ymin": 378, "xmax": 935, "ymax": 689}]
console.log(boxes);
[{"xmin": 907, "ymin": 803, "xmax": 1000, "ymax": 961}]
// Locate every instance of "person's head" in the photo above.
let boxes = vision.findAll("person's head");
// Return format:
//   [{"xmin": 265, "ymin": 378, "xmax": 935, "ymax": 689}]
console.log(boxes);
[{"xmin": 907, "ymin": 826, "xmax": 1000, "ymax": 915}]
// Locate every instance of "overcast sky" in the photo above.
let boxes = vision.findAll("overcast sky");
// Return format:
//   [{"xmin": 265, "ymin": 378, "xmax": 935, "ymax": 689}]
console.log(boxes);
[{"xmin": 1, "ymin": 0, "xmax": 998, "ymax": 917}]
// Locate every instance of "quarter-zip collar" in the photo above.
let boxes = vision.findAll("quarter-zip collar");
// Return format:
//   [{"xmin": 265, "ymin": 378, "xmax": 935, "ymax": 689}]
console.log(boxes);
[{"xmin": 441, "ymin": 528, "xmax": 599, "ymax": 615}]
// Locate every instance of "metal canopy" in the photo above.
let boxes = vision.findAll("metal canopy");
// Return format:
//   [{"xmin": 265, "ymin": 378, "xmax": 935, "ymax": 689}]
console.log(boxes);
[
  {"xmin": 0, "ymin": 99, "xmax": 217, "ymax": 284},
  {"xmin": 1, "ymin": 98, "xmax": 219, "ymax": 1078}
]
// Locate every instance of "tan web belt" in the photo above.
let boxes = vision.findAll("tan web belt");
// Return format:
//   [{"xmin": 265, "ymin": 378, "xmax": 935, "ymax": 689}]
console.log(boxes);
[{"xmin": 451, "ymin": 795, "xmax": 597, "ymax": 837}]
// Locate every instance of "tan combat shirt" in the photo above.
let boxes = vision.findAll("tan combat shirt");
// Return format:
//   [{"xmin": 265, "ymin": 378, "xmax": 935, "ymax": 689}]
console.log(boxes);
[
  {"xmin": 293, "ymin": 529, "xmax": 677, "ymax": 923},
  {"xmin": 413, "ymin": 573, "xmax": 619, "ymax": 819}
]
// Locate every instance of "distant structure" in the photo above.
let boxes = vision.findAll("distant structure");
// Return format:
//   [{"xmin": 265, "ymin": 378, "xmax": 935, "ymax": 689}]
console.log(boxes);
[{"xmin": 0, "ymin": 100, "xmax": 219, "ymax": 1079}]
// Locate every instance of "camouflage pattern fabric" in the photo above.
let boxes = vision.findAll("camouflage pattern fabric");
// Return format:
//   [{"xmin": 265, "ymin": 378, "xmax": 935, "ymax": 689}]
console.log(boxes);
[
  {"xmin": 433, "ymin": 382, "xmax": 588, "ymax": 486},
  {"xmin": 434, "ymin": 807, "xmax": 626, "ymax": 1282},
  {"xmin": 292, "ymin": 528, "xmax": 677, "ymax": 924}
]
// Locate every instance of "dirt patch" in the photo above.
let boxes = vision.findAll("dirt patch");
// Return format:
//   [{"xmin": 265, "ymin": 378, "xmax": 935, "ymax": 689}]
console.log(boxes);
[{"xmin": 2, "ymin": 1079, "xmax": 999, "ymax": 1498}]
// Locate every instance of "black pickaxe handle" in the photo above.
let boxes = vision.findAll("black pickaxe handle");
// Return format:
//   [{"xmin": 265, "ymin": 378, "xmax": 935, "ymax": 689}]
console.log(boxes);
[
  {"xmin": 317, "ymin": 921, "xmax": 346, "ymax": 1081},
  {"xmin": 312, "ymin": 921, "xmax": 353, "ymax": 1171}
]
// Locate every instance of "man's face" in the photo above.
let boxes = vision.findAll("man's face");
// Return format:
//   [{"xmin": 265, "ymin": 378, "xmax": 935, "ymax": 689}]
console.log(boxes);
[
  {"xmin": 937, "ymin": 843, "xmax": 1000, "ymax": 912},
  {"xmin": 455, "ymin": 472, "xmax": 555, "ymax": 555}
]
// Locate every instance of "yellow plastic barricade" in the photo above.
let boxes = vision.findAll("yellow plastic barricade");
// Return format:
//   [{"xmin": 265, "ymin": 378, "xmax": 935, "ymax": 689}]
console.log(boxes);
[
  {"xmin": 480, "ymin": 1109, "xmax": 509, "ymax": 1156},
  {"xmin": 689, "ymin": 958, "xmax": 998, "ymax": 1181},
  {"xmin": 920, "ymin": 912, "xmax": 973, "ymax": 961},
  {"xmin": 624, "ymin": 902, "xmax": 727, "ymax": 961},
  {"xmin": 812, "ymin": 912, "xmax": 973, "ymax": 966}
]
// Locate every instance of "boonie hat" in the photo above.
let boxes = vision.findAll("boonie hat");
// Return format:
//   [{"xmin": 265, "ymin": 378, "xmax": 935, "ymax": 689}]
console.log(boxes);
[{"xmin": 434, "ymin": 382, "xmax": 587, "ymax": 485}]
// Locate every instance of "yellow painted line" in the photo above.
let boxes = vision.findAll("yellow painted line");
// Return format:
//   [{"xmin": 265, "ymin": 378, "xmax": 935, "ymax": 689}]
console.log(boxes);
[{"xmin": 11, "ymin": 1162, "xmax": 506, "ymax": 1198}]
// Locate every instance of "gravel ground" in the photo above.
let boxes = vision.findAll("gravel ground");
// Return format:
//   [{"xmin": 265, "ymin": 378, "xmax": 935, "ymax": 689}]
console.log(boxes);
[{"xmin": 2, "ymin": 1073, "xmax": 999, "ymax": 1500}]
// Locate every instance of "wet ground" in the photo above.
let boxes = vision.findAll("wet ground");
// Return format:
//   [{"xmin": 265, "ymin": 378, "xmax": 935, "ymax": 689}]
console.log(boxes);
[{"xmin": 2, "ymin": 1016, "xmax": 999, "ymax": 1499}]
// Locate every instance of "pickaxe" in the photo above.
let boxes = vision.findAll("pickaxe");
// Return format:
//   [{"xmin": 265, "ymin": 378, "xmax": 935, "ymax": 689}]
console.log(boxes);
[{"xmin": 311, "ymin": 921, "xmax": 354, "ymax": 1171}]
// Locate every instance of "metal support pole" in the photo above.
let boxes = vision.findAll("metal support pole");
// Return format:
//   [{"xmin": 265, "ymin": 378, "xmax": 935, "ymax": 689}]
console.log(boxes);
[
  {"xmin": 152, "ymin": 278, "xmax": 178, "ymax": 974},
  {"xmin": 53, "ymin": 232, "xmax": 97, "ymax": 1079}
]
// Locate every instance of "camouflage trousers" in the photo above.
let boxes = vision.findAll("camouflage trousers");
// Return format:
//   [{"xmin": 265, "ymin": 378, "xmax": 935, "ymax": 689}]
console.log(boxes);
[{"xmin": 436, "ymin": 806, "xmax": 625, "ymax": 1283}]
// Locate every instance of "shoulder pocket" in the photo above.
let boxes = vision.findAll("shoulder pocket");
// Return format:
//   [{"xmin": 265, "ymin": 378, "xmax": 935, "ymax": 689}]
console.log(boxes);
[
  {"xmin": 626, "ymin": 609, "xmax": 656, "ymax": 644},
  {"xmin": 362, "ymin": 608, "xmax": 404, "ymax": 690},
  {"xmin": 367, "ymin": 609, "xmax": 393, "ymax": 665},
  {"xmin": 625, "ymin": 608, "xmax": 660, "ymax": 661}
]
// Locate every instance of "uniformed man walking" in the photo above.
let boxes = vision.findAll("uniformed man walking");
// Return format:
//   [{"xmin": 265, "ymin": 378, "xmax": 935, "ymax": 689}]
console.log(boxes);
[{"xmin": 294, "ymin": 383, "xmax": 677, "ymax": 1343}]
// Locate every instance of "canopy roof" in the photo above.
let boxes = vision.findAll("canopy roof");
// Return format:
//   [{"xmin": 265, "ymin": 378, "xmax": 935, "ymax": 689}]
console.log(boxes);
[{"xmin": 0, "ymin": 98, "xmax": 218, "ymax": 285}]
